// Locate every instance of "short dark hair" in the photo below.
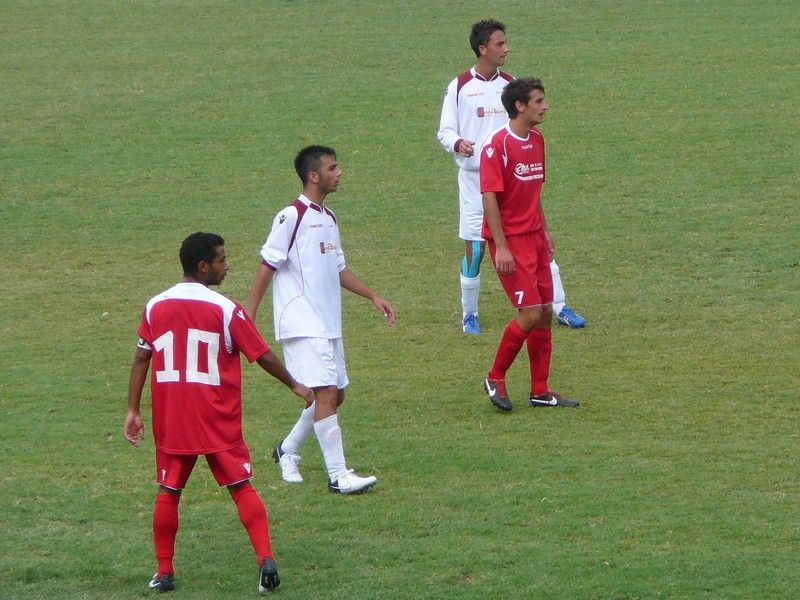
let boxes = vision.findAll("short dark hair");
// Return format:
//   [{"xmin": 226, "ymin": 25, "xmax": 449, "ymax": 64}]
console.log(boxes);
[
  {"xmin": 470, "ymin": 19, "xmax": 506, "ymax": 57},
  {"xmin": 501, "ymin": 77, "xmax": 545, "ymax": 118},
  {"xmin": 179, "ymin": 232, "xmax": 224, "ymax": 277},
  {"xmin": 294, "ymin": 145, "xmax": 337, "ymax": 185}
]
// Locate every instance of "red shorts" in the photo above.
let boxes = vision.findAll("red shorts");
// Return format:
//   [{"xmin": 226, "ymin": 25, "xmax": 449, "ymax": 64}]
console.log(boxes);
[
  {"xmin": 155, "ymin": 441, "xmax": 254, "ymax": 490},
  {"xmin": 488, "ymin": 231, "xmax": 553, "ymax": 308}
]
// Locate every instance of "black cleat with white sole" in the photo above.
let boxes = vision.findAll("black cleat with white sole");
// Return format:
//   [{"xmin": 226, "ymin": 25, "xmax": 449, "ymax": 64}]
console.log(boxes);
[
  {"xmin": 148, "ymin": 573, "xmax": 176, "ymax": 592},
  {"xmin": 258, "ymin": 557, "xmax": 280, "ymax": 592},
  {"xmin": 484, "ymin": 377, "xmax": 512, "ymax": 411},
  {"xmin": 529, "ymin": 391, "xmax": 579, "ymax": 408}
]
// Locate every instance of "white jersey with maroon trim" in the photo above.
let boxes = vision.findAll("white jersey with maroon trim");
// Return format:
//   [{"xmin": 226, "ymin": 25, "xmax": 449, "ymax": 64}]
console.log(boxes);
[
  {"xmin": 137, "ymin": 282, "xmax": 270, "ymax": 454},
  {"xmin": 437, "ymin": 67, "xmax": 514, "ymax": 172},
  {"xmin": 259, "ymin": 194, "xmax": 345, "ymax": 341}
]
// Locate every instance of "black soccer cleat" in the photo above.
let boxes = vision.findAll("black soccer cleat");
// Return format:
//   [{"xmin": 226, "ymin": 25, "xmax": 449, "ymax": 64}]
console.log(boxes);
[
  {"xmin": 529, "ymin": 391, "xmax": 579, "ymax": 408},
  {"xmin": 148, "ymin": 573, "xmax": 176, "ymax": 592},
  {"xmin": 258, "ymin": 557, "xmax": 280, "ymax": 593},
  {"xmin": 484, "ymin": 377, "xmax": 512, "ymax": 411}
]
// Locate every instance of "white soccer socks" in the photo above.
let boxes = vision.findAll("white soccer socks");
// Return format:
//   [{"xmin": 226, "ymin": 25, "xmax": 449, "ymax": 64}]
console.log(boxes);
[
  {"xmin": 281, "ymin": 403, "xmax": 315, "ymax": 455},
  {"xmin": 313, "ymin": 414, "xmax": 348, "ymax": 482},
  {"xmin": 460, "ymin": 273, "xmax": 480, "ymax": 317},
  {"xmin": 550, "ymin": 260, "xmax": 566, "ymax": 315}
]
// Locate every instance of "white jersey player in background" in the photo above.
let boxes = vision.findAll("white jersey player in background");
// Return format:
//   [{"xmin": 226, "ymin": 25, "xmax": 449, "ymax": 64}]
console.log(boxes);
[
  {"xmin": 437, "ymin": 19, "xmax": 586, "ymax": 333},
  {"xmin": 247, "ymin": 145, "xmax": 396, "ymax": 495}
]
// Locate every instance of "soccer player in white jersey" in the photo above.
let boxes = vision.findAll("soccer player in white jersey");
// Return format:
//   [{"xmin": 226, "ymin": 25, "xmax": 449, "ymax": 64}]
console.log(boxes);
[
  {"xmin": 247, "ymin": 145, "xmax": 396, "ymax": 495},
  {"xmin": 437, "ymin": 19, "xmax": 587, "ymax": 333},
  {"xmin": 125, "ymin": 232, "xmax": 315, "ymax": 593}
]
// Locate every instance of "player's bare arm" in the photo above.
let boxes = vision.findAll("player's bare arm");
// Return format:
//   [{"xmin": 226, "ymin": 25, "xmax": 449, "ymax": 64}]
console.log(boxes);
[
  {"xmin": 482, "ymin": 191, "xmax": 515, "ymax": 276},
  {"xmin": 246, "ymin": 263, "xmax": 275, "ymax": 320},
  {"xmin": 124, "ymin": 347, "xmax": 152, "ymax": 447},
  {"xmin": 256, "ymin": 349, "xmax": 316, "ymax": 407},
  {"xmin": 339, "ymin": 268, "xmax": 397, "ymax": 325}
]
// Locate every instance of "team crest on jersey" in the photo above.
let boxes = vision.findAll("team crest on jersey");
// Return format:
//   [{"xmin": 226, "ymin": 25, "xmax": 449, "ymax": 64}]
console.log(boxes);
[{"xmin": 477, "ymin": 107, "xmax": 485, "ymax": 117}]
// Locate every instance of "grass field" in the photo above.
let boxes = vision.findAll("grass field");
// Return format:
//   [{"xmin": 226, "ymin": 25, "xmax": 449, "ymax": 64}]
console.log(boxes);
[{"xmin": 1, "ymin": 1, "xmax": 798, "ymax": 598}]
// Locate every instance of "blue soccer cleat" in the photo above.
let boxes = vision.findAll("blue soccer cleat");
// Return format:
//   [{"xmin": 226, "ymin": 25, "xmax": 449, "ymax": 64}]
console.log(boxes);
[
  {"xmin": 556, "ymin": 306, "xmax": 586, "ymax": 328},
  {"xmin": 463, "ymin": 313, "xmax": 481, "ymax": 334}
]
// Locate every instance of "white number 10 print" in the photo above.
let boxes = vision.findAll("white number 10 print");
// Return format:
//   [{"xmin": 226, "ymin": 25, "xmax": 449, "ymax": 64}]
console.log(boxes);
[{"xmin": 152, "ymin": 328, "xmax": 221, "ymax": 386}]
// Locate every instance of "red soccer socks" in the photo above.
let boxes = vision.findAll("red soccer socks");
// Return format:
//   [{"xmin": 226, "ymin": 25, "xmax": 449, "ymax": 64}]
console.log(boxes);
[
  {"xmin": 230, "ymin": 483, "xmax": 273, "ymax": 565},
  {"xmin": 527, "ymin": 327, "xmax": 552, "ymax": 396},
  {"xmin": 153, "ymin": 492, "xmax": 180, "ymax": 576},
  {"xmin": 488, "ymin": 318, "xmax": 529, "ymax": 380}
]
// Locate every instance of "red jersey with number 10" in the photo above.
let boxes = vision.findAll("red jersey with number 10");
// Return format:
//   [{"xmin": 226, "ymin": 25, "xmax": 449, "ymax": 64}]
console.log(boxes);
[
  {"xmin": 480, "ymin": 125, "xmax": 546, "ymax": 239},
  {"xmin": 137, "ymin": 282, "xmax": 270, "ymax": 454}
]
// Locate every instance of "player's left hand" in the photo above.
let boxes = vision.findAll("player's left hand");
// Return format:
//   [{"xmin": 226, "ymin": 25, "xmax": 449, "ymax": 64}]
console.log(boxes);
[
  {"xmin": 124, "ymin": 411, "xmax": 145, "ymax": 447},
  {"xmin": 373, "ymin": 296, "xmax": 396, "ymax": 326}
]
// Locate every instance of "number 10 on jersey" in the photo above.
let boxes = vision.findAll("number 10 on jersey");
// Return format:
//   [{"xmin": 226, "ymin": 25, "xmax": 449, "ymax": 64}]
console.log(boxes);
[{"xmin": 152, "ymin": 329, "xmax": 221, "ymax": 386}]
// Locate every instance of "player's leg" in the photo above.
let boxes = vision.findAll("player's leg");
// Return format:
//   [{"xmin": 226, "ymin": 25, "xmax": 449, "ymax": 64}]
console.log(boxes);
[
  {"xmin": 272, "ymin": 402, "xmax": 313, "ymax": 483},
  {"xmin": 483, "ymin": 237, "xmax": 541, "ymax": 411},
  {"xmin": 461, "ymin": 239, "xmax": 484, "ymax": 333},
  {"xmin": 270, "ymin": 338, "xmax": 318, "ymax": 483},
  {"xmin": 150, "ymin": 452, "xmax": 196, "ymax": 592},
  {"xmin": 531, "ymin": 239, "xmax": 578, "ymax": 407},
  {"xmin": 207, "ymin": 444, "xmax": 280, "ymax": 593},
  {"xmin": 458, "ymin": 169, "xmax": 485, "ymax": 334},
  {"xmin": 551, "ymin": 259, "xmax": 587, "ymax": 328},
  {"xmin": 311, "ymin": 339, "xmax": 376, "ymax": 494},
  {"xmin": 227, "ymin": 482, "xmax": 279, "ymax": 592}
]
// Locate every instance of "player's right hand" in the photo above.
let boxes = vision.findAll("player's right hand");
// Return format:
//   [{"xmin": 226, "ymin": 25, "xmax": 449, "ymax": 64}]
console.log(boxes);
[
  {"xmin": 457, "ymin": 139, "xmax": 475, "ymax": 157},
  {"xmin": 494, "ymin": 245, "xmax": 515, "ymax": 276},
  {"xmin": 124, "ymin": 411, "xmax": 145, "ymax": 447}
]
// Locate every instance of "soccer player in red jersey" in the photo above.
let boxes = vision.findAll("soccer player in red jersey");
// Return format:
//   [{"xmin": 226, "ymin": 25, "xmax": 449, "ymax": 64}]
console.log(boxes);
[
  {"xmin": 124, "ymin": 231, "xmax": 315, "ymax": 593},
  {"xmin": 480, "ymin": 78, "xmax": 579, "ymax": 412}
]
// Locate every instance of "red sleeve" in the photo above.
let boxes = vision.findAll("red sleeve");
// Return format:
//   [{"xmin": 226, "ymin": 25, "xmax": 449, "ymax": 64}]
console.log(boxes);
[
  {"xmin": 480, "ymin": 136, "xmax": 504, "ymax": 194},
  {"xmin": 229, "ymin": 304, "xmax": 270, "ymax": 362},
  {"xmin": 136, "ymin": 309, "xmax": 152, "ymax": 345}
]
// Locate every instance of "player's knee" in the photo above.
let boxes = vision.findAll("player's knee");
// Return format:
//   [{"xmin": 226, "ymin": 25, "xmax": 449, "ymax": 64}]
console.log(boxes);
[
  {"xmin": 517, "ymin": 306, "xmax": 545, "ymax": 331},
  {"xmin": 314, "ymin": 385, "xmax": 339, "ymax": 408}
]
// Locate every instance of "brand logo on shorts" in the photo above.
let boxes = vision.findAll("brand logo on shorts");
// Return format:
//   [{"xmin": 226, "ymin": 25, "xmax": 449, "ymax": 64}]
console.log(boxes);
[
  {"xmin": 161, "ymin": 468, "xmax": 167, "ymax": 481},
  {"xmin": 244, "ymin": 462, "xmax": 251, "ymax": 473}
]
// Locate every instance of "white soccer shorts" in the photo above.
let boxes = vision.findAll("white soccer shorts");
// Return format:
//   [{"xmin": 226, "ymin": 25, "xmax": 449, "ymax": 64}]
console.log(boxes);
[
  {"xmin": 458, "ymin": 168, "xmax": 485, "ymax": 242},
  {"xmin": 281, "ymin": 336, "xmax": 349, "ymax": 389}
]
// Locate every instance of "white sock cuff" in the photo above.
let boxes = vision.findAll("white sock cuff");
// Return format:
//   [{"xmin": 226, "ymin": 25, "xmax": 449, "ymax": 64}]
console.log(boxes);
[{"xmin": 460, "ymin": 273, "xmax": 480, "ymax": 288}]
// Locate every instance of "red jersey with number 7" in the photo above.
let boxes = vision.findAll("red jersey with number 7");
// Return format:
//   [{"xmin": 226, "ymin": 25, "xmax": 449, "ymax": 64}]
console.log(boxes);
[
  {"xmin": 137, "ymin": 282, "xmax": 270, "ymax": 454},
  {"xmin": 480, "ymin": 124, "xmax": 546, "ymax": 239}
]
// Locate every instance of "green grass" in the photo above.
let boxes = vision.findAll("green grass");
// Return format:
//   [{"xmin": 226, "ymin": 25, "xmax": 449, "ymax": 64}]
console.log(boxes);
[{"xmin": 2, "ymin": 1, "xmax": 798, "ymax": 598}]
